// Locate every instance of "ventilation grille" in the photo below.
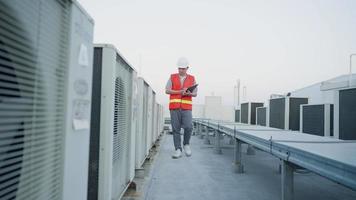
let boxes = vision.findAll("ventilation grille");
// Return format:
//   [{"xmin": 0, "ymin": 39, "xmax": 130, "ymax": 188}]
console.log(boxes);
[
  {"xmin": 241, "ymin": 103, "xmax": 248, "ymax": 124},
  {"xmin": 112, "ymin": 55, "xmax": 133, "ymax": 199},
  {"xmin": 302, "ymin": 105, "xmax": 324, "ymax": 136},
  {"xmin": 250, "ymin": 103, "xmax": 263, "ymax": 125},
  {"xmin": 113, "ymin": 78, "xmax": 126, "ymax": 163},
  {"xmin": 235, "ymin": 110, "xmax": 240, "ymax": 122},
  {"xmin": 257, "ymin": 107, "xmax": 266, "ymax": 126},
  {"xmin": 0, "ymin": 0, "xmax": 69, "ymax": 199},
  {"xmin": 339, "ymin": 88, "xmax": 356, "ymax": 140},
  {"xmin": 269, "ymin": 98, "xmax": 285, "ymax": 129},
  {"xmin": 289, "ymin": 98, "xmax": 308, "ymax": 131}
]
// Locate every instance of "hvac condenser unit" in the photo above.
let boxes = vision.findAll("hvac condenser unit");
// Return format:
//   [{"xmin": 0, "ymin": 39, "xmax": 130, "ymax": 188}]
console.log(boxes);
[
  {"xmin": 88, "ymin": 44, "xmax": 136, "ymax": 200},
  {"xmin": 135, "ymin": 78, "xmax": 146, "ymax": 168},
  {"xmin": 151, "ymin": 92, "xmax": 157, "ymax": 145},
  {"xmin": 158, "ymin": 104, "xmax": 161, "ymax": 139},
  {"xmin": 129, "ymin": 71, "xmax": 138, "ymax": 181},
  {"xmin": 141, "ymin": 81, "xmax": 149, "ymax": 157},
  {"xmin": 300, "ymin": 104, "xmax": 333, "ymax": 137},
  {"xmin": 241, "ymin": 102, "xmax": 264, "ymax": 124},
  {"xmin": 0, "ymin": 1, "xmax": 94, "ymax": 199},
  {"xmin": 146, "ymin": 87, "xmax": 154, "ymax": 152},
  {"xmin": 269, "ymin": 97, "xmax": 308, "ymax": 131},
  {"xmin": 235, "ymin": 109, "xmax": 241, "ymax": 122},
  {"xmin": 256, "ymin": 107, "xmax": 268, "ymax": 126},
  {"xmin": 334, "ymin": 87, "xmax": 356, "ymax": 140},
  {"xmin": 159, "ymin": 104, "xmax": 164, "ymax": 135},
  {"xmin": 153, "ymin": 102, "xmax": 159, "ymax": 143}
]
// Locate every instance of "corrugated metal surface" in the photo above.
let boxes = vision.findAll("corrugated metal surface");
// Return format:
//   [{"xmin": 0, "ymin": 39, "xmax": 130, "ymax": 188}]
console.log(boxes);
[
  {"xmin": 302, "ymin": 105, "xmax": 324, "ymax": 136},
  {"xmin": 257, "ymin": 107, "xmax": 266, "ymax": 126},
  {"xmin": 241, "ymin": 103, "xmax": 248, "ymax": 124},
  {"xmin": 251, "ymin": 103, "xmax": 263, "ymax": 125},
  {"xmin": 289, "ymin": 98, "xmax": 308, "ymax": 131},
  {"xmin": 112, "ymin": 53, "xmax": 133, "ymax": 199},
  {"xmin": 0, "ymin": 0, "xmax": 70, "ymax": 199},
  {"xmin": 269, "ymin": 98, "xmax": 285, "ymax": 129},
  {"xmin": 339, "ymin": 88, "xmax": 356, "ymax": 140},
  {"xmin": 235, "ymin": 109, "xmax": 240, "ymax": 122}
]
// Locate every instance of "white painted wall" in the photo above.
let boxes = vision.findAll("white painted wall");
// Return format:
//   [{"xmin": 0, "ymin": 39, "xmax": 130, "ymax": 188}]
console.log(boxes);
[{"xmin": 291, "ymin": 74, "xmax": 356, "ymax": 104}]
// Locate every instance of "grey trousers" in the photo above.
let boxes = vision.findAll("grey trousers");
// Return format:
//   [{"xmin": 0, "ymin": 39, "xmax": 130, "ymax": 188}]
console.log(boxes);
[{"xmin": 170, "ymin": 109, "xmax": 192, "ymax": 151}]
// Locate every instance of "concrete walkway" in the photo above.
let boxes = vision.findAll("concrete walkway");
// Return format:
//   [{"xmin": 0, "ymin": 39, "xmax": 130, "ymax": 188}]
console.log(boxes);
[{"xmin": 145, "ymin": 134, "xmax": 356, "ymax": 200}]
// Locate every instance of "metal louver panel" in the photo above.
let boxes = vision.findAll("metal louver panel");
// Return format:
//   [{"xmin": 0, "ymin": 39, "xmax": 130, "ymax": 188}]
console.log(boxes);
[
  {"xmin": 235, "ymin": 109, "xmax": 240, "ymax": 122},
  {"xmin": 0, "ymin": 0, "xmax": 70, "ymax": 200},
  {"xmin": 269, "ymin": 98, "xmax": 285, "ymax": 129},
  {"xmin": 257, "ymin": 107, "xmax": 267, "ymax": 126},
  {"xmin": 339, "ymin": 88, "xmax": 356, "ymax": 140},
  {"xmin": 250, "ymin": 103, "xmax": 263, "ymax": 125},
  {"xmin": 241, "ymin": 103, "xmax": 248, "ymax": 124},
  {"xmin": 112, "ymin": 53, "xmax": 133, "ymax": 200},
  {"xmin": 113, "ymin": 77, "xmax": 126, "ymax": 163},
  {"xmin": 112, "ymin": 77, "xmax": 128, "ymax": 199},
  {"xmin": 289, "ymin": 98, "xmax": 308, "ymax": 131},
  {"xmin": 302, "ymin": 105, "xmax": 324, "ymax": 136}
]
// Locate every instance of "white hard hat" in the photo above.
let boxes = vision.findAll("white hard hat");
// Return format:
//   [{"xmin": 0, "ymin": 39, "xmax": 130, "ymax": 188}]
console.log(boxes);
[{"xmin": 176, "ymin": 57, "xmax": 189, "ymax": 68}]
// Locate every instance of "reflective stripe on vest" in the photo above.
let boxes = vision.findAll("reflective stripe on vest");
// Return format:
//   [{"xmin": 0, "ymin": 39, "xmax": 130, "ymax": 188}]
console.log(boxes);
[{"xmin": 169, "ymin": 99, "xmax": 192, "ymax": 104}]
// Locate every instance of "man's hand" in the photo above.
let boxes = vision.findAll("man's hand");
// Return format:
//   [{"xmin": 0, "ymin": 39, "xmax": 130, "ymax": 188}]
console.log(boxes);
[
  {"xmin": 181, "ymin": 88, "xmax": 187, "ymax": 95},
  {"xmin": 185, "ymin": 91, "xmax": 192, "ymax": 96},
  {"xmin": 182, "ymin": 89, "xmax": 193, "ymax": 96}
]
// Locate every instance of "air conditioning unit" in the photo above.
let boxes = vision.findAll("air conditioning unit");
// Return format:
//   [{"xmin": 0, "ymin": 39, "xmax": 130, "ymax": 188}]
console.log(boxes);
[
  {"xmin": 256, "ymin": 107, "xmax": 268, "ymax": 126},
  {"xmin": 129, "ymin": 71, "xmax": 137, "ymax": 182},
  {"xmin": 142, "ymin": 81, "xmax": 150, "ymax": 157},
  {"xmin": 151, "ymin": 92, "xmax": 157, "ymax": 145},
  {"xmin": 135, "ymin": 77, "xmax": 149, "ymax": 169},
  {"xmin": 88, "ymin": 44, "xmax": 136, "ymax": 200},
  {"xmin": 158, "ymin": 104, "xmax": 164, "ymax": 135},
  {"xmin": 0, "ymin": 1, "xmax": 94, "ymax": 199},
  {"xmin": 157, "ymin": 104, "xmax": 162, "ymax": 137},
  {"xmin": 146, "ymin": 87, "xmax": 153, "ymax": 151},
  {"xmin": 269, "ymin": 97, "xmax": 308, "ymax": 131},
  {"xmin": 235, "ymin": 109, "xmax": 241, "ymax": 122},
  {"xmin": 300, "ymin": 104, "xmax": 333, "ymax": 137},
  {"xmin": 241, "ymin": 102, "xmax": 264, "ymax": 124},
  {"xmin": 334, "ymin": 87, "xmax": 356, "ymax": 139}
]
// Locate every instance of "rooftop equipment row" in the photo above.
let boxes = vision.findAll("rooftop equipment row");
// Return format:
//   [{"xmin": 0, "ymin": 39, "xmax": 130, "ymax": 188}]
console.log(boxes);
[
  {"xmin": 0, "ymin": 1, "xmax": 164, "ymax": 200},
  {"xmin": 235, "ymin": 87, "xmax": 356, "ymax": 140}
]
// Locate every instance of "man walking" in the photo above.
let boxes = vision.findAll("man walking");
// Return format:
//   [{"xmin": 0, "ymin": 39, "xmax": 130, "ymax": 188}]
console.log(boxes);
[{"xmin": 166, "ymin": 57, "xmax": 197, "ymax": 159}]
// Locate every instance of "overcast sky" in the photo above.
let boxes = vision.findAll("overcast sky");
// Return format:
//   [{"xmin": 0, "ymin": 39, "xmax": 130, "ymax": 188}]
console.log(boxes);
[{"xmin": 77, "ymin": 0, "xmax": 356, "ymax": 107}]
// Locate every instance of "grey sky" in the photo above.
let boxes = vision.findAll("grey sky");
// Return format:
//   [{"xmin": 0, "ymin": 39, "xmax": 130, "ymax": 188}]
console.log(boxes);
[{"xmin": 77, "ymin": 0, "xmax": 356, "ymax": 106}]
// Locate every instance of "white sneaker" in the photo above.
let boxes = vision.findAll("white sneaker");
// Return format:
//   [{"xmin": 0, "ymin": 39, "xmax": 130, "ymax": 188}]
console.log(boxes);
[
  {"xmin": 172, "ymin": 149, "xmax": 182, "ymax": 159},
  {"xmin": 183, "ymin": 145, "xmax": 192, "ymax": 157}
]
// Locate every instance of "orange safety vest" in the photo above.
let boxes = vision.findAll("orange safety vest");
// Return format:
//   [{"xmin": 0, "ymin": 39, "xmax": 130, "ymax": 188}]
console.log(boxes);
[{"xmin": 169, "ymin": 73, "xmax": 195, "ymax": 110}]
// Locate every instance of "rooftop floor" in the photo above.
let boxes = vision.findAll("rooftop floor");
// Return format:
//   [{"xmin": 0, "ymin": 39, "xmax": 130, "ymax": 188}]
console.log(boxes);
[{"xmin": 142, "ymin": 133, "xmax": 356, "ymax": 200}]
